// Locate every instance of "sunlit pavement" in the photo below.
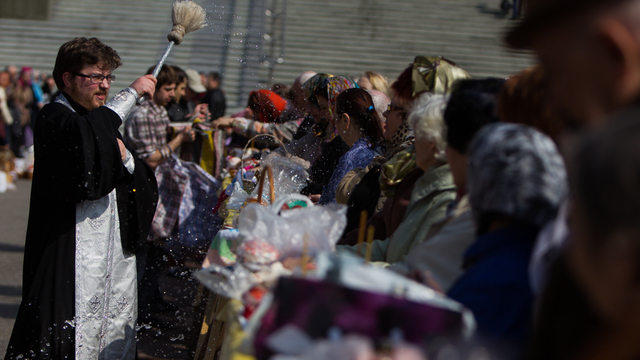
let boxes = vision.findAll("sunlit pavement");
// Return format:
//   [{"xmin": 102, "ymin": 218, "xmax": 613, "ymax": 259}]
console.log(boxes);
[
  {"xmin": 0, "ymin": 179, "xmax": 30, "ymax": 356},
  {"xmin": 0, "ymin": 179, "xmax": 205, "ymax": 359}
]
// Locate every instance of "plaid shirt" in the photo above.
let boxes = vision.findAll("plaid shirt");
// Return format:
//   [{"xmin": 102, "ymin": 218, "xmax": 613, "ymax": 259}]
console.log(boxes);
[{"xmin": 124, "ymin": 101, "xmax": 170, "ymax": 159}]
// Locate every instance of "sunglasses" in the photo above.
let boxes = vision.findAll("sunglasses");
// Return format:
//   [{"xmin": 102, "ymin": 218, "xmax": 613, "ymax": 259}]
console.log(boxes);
[{"xmin": 387, "ymin": 104, "xmax": 404, "ymax": 112}]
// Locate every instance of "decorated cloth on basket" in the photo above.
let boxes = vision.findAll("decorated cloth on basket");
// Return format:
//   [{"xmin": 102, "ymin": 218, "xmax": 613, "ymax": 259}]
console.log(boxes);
[{"xmin": 149, "ymin": 156, "xmax": 221, "ymax": 259}]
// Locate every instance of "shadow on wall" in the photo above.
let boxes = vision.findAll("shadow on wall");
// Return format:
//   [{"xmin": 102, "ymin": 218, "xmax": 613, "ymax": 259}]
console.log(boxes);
[{"xmin": 0, "ymin": 243, "xmax": 25, "ymax": 253}]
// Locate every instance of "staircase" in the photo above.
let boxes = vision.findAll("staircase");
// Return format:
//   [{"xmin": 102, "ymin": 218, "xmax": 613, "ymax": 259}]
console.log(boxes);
[
  {"xmin": 265, "ymin": 0, "xmax": 534, "ymax": 87},
  {"xmin": 0, "ymin": 0, "xmax": 534, "ymax": 114}
]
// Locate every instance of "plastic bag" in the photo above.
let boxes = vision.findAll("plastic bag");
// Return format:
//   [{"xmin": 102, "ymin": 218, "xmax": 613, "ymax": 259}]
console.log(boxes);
[
  {"xmin": 195, "ymin": 264, "xmax": 255, "ymax": 300},
  {"xmin": 250, "ymin": 152, "xmax": 309, "ymax": 201},
  {"xmin": 236, "ymin": 202, "xmax": 347, "ymax": 262}
]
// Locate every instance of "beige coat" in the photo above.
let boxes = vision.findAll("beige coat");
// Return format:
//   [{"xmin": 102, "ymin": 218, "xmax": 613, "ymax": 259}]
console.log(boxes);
[{"xmin": 338, "ymin": 163, "xmax": 456, "ymax": 264}]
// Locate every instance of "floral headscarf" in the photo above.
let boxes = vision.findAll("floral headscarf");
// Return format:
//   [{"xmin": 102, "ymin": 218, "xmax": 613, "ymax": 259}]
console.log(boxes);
[{"xmin": 304, "ymin": 74, "xmax": 358, "ymax": 138}]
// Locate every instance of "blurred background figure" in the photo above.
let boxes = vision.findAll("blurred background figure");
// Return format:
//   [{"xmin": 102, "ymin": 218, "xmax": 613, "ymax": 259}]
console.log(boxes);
[
  {"xmin": 449, "ymin": 123, "xmax": 567, "ymax": 360},
  {"xmin": 357, "ymin": 70, "xmax": 390, "ymax": 95},
  {"xmin": 0, "ymin": 71, "xmax": 14, "ymax": 149},
  {"xmin": 202, "ymin": 71, "xmax": 226, "ymax": 121},
  {"xmin": 166, "ymin": 66, "xmax": 209, "ymax": 123},
  {"xmin": 564, "ymin": 115, "xmax": 640, "ymax": 360}
]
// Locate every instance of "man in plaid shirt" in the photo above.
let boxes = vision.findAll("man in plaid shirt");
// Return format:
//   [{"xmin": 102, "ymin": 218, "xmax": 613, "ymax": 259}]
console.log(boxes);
[
  {"xmin": 124, "ymin": 64, "xmax": 194, "ymax": 169},
  {"xmin": 123, "ymin": 64, "xmax": 196, "ymax": 324}
]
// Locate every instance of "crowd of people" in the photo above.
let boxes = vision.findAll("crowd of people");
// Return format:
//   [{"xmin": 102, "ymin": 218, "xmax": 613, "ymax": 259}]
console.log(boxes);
[
  {"xmin": 0, "ymin": 65, "xmax": 57, "ymax": 158},
  {"xmin": 6, "ymin": 0, "xmax": 640, "ymax": 359}
]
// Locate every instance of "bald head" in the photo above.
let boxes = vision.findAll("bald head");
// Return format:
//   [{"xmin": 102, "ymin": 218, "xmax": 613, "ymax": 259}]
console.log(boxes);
[
  {"xmin": 291, "ymin": 71, "xmax": 317, "ymax": 111},
  {"xmin": 367, "ymin": 89, "xmax": 390, "ymax": 127}
]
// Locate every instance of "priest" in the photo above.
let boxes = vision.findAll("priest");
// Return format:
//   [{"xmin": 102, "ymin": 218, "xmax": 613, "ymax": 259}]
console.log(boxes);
[{"xmin": 6, "ymin": 37, "xmax": 159, "ymax": 359}]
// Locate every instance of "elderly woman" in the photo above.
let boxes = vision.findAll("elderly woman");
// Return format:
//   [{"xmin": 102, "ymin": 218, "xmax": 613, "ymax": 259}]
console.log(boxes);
[
  {"xmin": 318, "ymin": 88, "xmax": 383, "ymax": 204},
  {"xmin": 447, "ymin": 123, "xmax": 567, "ymax": 360},
  {"xmin": 338, "ymin": 93, "xmax": 456, "ymax": 263},
  {"xmin": 357, "ymin": 71, "xmax": 390, "ymax": 95},
  {"xmin": 387, "ymin": 78, "xmax": 505, "ymax": 291},
  {"xmin": 341, "ymin": 56, "xmax": 471, "ymax": 236}
]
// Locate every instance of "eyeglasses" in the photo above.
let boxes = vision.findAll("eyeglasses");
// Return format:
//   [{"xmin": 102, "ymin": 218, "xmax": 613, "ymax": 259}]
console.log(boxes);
[
  {"xmin": 75, "ymin": 73, "xmax": 116, "ymax": 84},
  {"xmin": 387, "ymin": 104, "xmax": 404, "ymax": 112}
]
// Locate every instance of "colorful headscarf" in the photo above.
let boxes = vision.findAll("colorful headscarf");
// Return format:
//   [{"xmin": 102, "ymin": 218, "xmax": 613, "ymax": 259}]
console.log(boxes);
[
  {"xmin": 304, "ymin": 74, "xmax": 358, "ymax": 138},
  {"xmin": 411, "ymin": 56, "xmax": 471, "ymax": 97},
  {"xmin": 303, "ymin": 73, "xmax": 333, "ymax": 101},
  {"xmin": 248, "ymin": 89, "xmax": 289, "ymax": 123}
]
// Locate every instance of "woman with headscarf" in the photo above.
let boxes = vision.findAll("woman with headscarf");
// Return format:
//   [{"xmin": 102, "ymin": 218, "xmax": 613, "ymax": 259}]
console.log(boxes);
[
  {"xmin": 447, "ymin": 123, "xmax": 567, "ymax": 360},
  {"xmin": 337, "ymin": 93, "xmax": 456, "ymax": 263},
  {"xmin": 213, "ymin": 89, "xmax": 301, "ymax": 146},
  {"xmin": 340, "ymin": 56, "xmax": 471, "ymax": 238},
  {"xmin": 280, "ymin": 74, "xmax": 358, "ymax": 198},
  {"xmin": 318, "ymin": 88, "xmax": 383, "ymax": 205}
]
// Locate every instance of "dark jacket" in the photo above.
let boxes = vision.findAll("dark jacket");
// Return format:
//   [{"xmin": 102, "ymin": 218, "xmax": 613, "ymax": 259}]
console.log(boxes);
[{"xmin": 448, "ymin": 224, "xmax": 537, "ymax": 360}]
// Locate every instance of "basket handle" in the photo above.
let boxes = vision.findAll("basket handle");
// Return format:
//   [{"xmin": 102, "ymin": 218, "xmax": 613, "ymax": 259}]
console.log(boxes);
[
  {"xmin": 256, "ymin": 165, "xmax": 275, "ymax": 204},
  {"xmin": 238, "ymin": 133, "xmax": 291, "ymax": 170}
]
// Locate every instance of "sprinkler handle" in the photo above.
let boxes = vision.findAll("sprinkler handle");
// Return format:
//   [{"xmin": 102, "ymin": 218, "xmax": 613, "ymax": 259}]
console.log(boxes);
[{"xmin": 137, "ymin": 41, "xmax": 175, "ymax": 105}]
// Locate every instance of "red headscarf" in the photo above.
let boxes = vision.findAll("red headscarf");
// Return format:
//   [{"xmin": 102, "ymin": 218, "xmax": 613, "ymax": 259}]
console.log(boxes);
[{"xmin": 248, "ymin": 90, "xmax": 288, "ymax": 123}]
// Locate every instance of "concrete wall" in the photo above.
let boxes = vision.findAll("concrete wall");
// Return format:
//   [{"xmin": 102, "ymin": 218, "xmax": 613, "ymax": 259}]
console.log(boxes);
[{"xmin": 0, "ymin": 0, "xmax": 52, "ymax": 21}]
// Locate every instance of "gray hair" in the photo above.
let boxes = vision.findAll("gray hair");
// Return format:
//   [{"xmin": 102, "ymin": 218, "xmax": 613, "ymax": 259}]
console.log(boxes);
[
  {"xmin": 407, "ymin": 93, "xmax": 450, "ymax": 162},
  {"xmin": 468, "ymin": 123, "xmax": 567, "ymax": 233}
]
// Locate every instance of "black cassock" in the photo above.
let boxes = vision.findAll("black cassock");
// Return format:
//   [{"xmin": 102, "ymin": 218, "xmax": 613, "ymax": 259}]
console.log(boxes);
[{"xmin": 5, "ymin": 93, "xmax": 158, "ymax": 359}]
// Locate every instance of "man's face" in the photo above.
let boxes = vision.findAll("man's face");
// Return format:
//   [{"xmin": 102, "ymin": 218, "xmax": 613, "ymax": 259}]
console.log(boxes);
[
  {"xmin": 0, "ymin": 72, "xmax": 10, "ymax": 88},
  {"xmin": 67, "ymin": 64, "xmax": 111, "ymax": 111},
  {"xmin": 174, "ymin": 80, "xmax": 187, "ymax": 100},
  {"xmin": 533, "ymin": 18, "xmax": 618, "ymax": 128},
  {"xmin": 153, "ymin": 83, "xmax": 176, "ymax": 107},
  {"xmin": 317, "ymin": 96, "xmax": 333, "ymax": 124},
  {"xmin": 208, "ymin": 78, "xmax": 219, "ymax": 90}
]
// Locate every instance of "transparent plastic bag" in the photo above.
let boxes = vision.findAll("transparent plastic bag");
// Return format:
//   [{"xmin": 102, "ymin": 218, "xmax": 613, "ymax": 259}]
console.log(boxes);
[
  {"xmin": 195, "ymin": 264, "xmax": 255, "ymax": 300},
  {"xmin": 250, "ymin": 152, "xmax": 309, "ymax": 201},
  {"xmin": 236, "ymin": 202, "xmax": 347, "ymax": 263},
  {"xmin": 227, "ymin": 179, "xmax": 250, "ymax": 211}
]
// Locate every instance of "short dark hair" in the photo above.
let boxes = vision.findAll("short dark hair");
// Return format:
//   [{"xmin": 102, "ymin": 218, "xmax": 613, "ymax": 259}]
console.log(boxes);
[
  {"xmin": 271, "ymin": 83, "xmax": 289, "ymax": 98},
  {"xmin": 336, "ymin": 88, "xmax": 384, "ymax": 143},
  {"xmin": 443, "ymin": 78, "xmax": 505, "ymax": 154},
  {"xmin": 146, "ymin": 64, "xmax": 177, "ymax": 90},
  {"xmin": 172, "ymin": 66, "xmax": 187, "ymax": 84},
  {"xmin": 53, "ymin": 37, "xmax": 122, "ymax": 91},
  {"xmin": 209, "ymin": 72, "xmax": 221, "ymax": 83}
]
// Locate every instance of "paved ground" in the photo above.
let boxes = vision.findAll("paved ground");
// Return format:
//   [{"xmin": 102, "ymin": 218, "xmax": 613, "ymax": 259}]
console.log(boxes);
[{"xmin": 0, "ymin": 179, "xmax": 31, "ymax": 357}]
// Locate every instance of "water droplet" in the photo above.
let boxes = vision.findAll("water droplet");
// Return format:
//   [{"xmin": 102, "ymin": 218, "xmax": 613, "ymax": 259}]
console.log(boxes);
[{"xmin": 170, "ymin": 334, "xmax": 185, "ymax": 341}]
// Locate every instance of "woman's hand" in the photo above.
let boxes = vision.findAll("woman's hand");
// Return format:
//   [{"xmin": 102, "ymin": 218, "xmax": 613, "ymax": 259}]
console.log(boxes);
[
  {"xmin": 308, "ymin": 194, "xmax": 321, "ymax": 204},
  {"xmin": 189, "ymin": 103, "xmax": 210, "ymax": 121},
  {"xmin": 212, "ymin": 117, "xmax": 234, "ymax": 129}
]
